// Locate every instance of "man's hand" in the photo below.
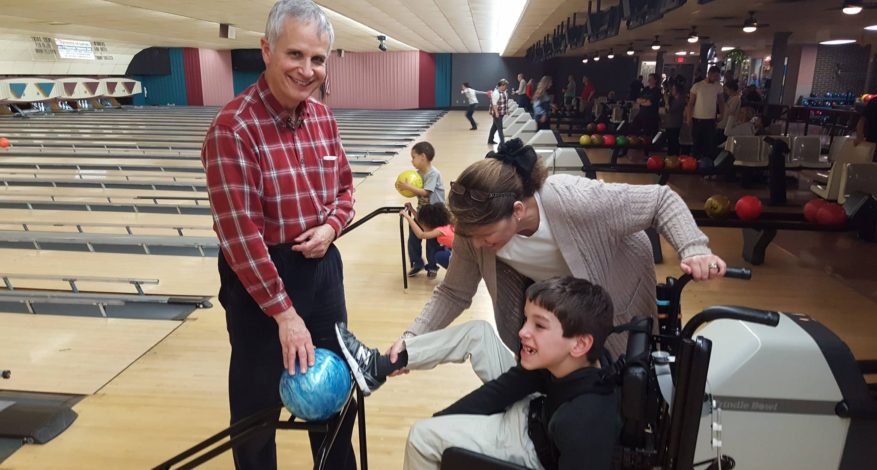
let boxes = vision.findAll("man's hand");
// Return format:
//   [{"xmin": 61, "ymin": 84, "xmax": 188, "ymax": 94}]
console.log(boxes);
[
  {"xmin": 292, "ymin": 224, "xmax": 335, "ymax": 259},
  {"xmin": 274, "ymin": 307, "xmax": 314, "ymax": 375}
]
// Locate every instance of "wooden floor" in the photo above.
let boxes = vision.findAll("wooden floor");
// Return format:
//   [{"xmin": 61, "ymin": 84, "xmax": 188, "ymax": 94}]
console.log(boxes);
[{"xmin": 1, "ymin": 110, "xmax": 876, "ymax": 469}]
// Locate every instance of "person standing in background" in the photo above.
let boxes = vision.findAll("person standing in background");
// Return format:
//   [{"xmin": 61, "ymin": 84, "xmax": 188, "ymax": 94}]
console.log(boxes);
[
  {"xmin": 686, "ymin": 66, "xmax": 725, "ymax": 159},
  {"xmin": 563, "ymin": 75, "xmax": 577, "ymax": 107},
  {"xmin": 580, "ymin": 76, "xmax": 596, "ymax": 117},
  {"xmin": 488, "ymin": 79, "xmax": 510, "ymax": 145},
  {"xmin": 664, "ymin": 82, "xmax": 687, "ymax": 156},
  {"xmin": 460, "ymin": 82, "xmax": 486, "ymax": 130}
]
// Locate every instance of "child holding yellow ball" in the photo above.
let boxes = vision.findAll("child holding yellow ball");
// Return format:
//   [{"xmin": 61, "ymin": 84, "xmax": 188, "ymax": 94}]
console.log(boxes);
[{"xmin": 396, "ymin": 142, "xmax": 445, "ymax": 278}]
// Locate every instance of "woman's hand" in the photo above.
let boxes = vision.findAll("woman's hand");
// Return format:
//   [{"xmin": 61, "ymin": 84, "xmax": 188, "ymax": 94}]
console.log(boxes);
[
  {"xmin": 386, "ymin": 338, "xmax": 410, "ymax": 377},
  {"xmin": 681, "ymin": 254, "xmax": 727, "ymax": 281}
]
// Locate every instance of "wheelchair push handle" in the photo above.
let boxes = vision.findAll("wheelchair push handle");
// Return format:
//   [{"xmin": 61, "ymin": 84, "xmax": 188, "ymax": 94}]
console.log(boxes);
[
  {"xmin": 672, "ymin": 266, "xmax": 751, "ymax": 296},
  {"xmin": 681, "ymin": 305, "xmax": 780, "ymax": 338},
  {"xmin": 724, "ymin": 267, "xmax": 751, "ymax": 280}
]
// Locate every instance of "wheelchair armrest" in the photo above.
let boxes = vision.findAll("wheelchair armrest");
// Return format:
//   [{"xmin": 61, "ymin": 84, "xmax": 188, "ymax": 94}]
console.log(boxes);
[{"xmin": 441, "ymin": 447, "xmax": 533, "ymax": 470}]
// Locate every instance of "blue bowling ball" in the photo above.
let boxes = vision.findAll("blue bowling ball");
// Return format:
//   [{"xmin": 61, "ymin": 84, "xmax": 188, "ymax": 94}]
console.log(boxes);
[{"xmin": 279, "ymin": 348, "xmax": 352, "ymax": 421}]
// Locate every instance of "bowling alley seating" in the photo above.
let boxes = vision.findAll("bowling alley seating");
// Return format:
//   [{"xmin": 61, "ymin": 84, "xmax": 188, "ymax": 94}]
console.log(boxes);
[
  {"xmin": 792, "ymin": 136, "xmax": 828, "ymax": 169},
  {"xmin": 728, "ymin": 136, "xmax": 768, "ymax": 168},
  {"xmin": 758, "ymin": 136, "xmax": 793, "ymax": 167},
  {"xmin": 811, "ymin": 139, "xmax": 875, "ymax": 201},
  {"xmin": 838, "ymin": 163, "xmax": 877, "ymax": 205}
]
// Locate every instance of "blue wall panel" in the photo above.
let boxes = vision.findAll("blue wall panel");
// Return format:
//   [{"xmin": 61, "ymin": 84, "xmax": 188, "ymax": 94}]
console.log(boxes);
[
  {"xmin": 233, "ymin": 70, "xmax": 262, "ymax": 96},
  {"xmin": 131, "ymin": 48, "xmax": 188, "ymax": 106},
  {"xmin": 434, "ymin": 53, "xmax": 452, "ymax": 108}
]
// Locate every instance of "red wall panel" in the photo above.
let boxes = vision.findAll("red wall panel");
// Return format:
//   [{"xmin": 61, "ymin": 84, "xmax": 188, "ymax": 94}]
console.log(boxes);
[
  {"xmin": 418, "ymin": 51, "xmax": 435, "ymax": 108},
  {"xmin": 182, "ymin": 48, "xmax": 203, "ymax": 106}
]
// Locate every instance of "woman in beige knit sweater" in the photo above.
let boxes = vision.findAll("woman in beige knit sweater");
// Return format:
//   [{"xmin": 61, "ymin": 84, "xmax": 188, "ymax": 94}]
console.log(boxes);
[{"xmin": 389, "ymin": 139, "xmax": 726, "ymax": 362}]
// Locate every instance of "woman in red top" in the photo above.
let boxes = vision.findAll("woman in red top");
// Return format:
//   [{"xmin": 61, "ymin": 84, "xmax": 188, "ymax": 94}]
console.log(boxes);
[{"xmin": 401, "ymin": 203, "xmax": 454, "ymax": 270}]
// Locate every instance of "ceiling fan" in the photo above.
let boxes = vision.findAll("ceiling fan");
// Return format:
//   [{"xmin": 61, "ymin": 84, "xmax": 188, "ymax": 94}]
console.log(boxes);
[
  {"xmin": 674, "ymin": 27, "xmax": 709, "ymax": 43},
  {"xmin": 723, "ymin": 11, "xmax": 770, "ymax": 33}
]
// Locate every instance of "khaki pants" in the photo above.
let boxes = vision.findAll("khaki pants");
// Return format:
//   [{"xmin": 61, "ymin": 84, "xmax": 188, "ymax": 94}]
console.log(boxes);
[{"xmin": 402, "ymin": 321, "xmax": 543, "ymax": 470}]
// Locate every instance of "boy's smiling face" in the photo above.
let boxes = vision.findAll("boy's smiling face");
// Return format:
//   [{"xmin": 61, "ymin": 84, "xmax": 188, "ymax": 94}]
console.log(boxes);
[{"xmin": 519, "ymin": 301, "xmax": 580, "ymax": 373}]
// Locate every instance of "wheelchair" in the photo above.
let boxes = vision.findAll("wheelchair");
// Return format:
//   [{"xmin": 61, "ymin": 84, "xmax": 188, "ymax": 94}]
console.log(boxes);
[
  {"xmin": 442, "ymin": 268, "xmax": 777, "ymax": 469},
  {"xmin": 443, "ymin": 265, "xmax": 877, "ymax": 469}
]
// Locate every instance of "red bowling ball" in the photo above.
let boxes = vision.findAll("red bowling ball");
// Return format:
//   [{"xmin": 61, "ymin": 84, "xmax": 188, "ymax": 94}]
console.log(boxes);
[
  {"xmin": 646, "ymin": 155, "xmax": 664, "ymax": 171},
  {"xmin": 816, "ymin": 203, "xmax": 847, "ymax": 226},
  {"xmin": 803, "ymin": 199, "xmax": 827, "ymax": 223},
  {"xmin": 679, "ymin": 156, "xmax": 698, "ymax": 172},
  {"xmin": 602, "ymin": 134, "xmax": 616, "ymax": 146},
  {"xmin": 596, "ymin": 123, "xmax": 607, "ymax": 133},
  {"xmin": 735, "ymin": 196, "xmax": 763, "ymax": 221}
]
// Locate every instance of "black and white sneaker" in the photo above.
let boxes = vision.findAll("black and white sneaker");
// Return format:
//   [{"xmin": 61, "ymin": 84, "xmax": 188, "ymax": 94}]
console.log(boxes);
[{"xmin": 335, "ymin": 322, "xmax": 386, "ymax": 396}]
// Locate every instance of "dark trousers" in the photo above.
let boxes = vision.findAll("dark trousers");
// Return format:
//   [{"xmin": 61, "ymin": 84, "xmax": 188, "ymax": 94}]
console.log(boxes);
[
  {"xmin": 517, "ymin": 95, "xmax": 532, "ymax": 113},
  {"xmin": 692, "ymin": 118, "xmax": 717, "ymax": 159},
  {"xmin": 488, "ymin": 115, "xmax": 505, "ymax": 144},
  {"xmin": 408, "ymin": 226, "xmax": 439, "ymax": 272},
  {"xmin": 536, "ymin": 116, "xmax": 551, "ymax": 130},
  {"xmin": 435, "ymin": 248, "xmax": 452, "ymax": 269},
  {"xmin": 465, "ymin": 104, "xmax": 477, "ymax": 129},
  {"xmin": 665, "ymin": 127, "xmax": 681, "ymax": 156},
  {"xmin": 218, "ymin": 245, "xmax": 356, "ymax": 470}
]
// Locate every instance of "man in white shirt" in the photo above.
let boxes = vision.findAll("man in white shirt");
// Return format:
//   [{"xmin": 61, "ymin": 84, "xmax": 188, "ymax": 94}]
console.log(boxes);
[
  {"xmin": 686, "ymin": 66, "xmax": 725, "ymax": 159},
  {"xmin": 513, "ymin": 73, "xmax": 530, "ymax": 112},
  {"xmin": 461, "ymin": 82, "xmax": 486, "ymax": 130}
]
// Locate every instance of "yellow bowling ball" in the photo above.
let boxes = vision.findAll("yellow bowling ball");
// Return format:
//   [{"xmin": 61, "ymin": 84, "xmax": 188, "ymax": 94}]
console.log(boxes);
[
  {"xmin": 396, "ymin": 170, "xmax": 423, "ymax": 198},
  {"xmin": 579, "ymin": 135, "xmax": 592, "ymax": 146}
]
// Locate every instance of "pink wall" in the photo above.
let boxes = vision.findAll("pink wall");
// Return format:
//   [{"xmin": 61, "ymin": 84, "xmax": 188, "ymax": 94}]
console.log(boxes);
[
  {"xmin": 323, "ymin": 51, "xmax": 420, "ymax": 109},
  {"xmin": 795, "ymin": 46, "xmax": 818, "ymax": 103},
  {"xmin": 199, "ymin": 49, "xmax": 235, "ymax": 106}
]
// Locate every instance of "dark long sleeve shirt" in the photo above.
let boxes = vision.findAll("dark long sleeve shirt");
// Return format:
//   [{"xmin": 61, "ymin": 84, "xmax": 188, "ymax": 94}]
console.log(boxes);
[{"xmin": 435, "ymin": 366, "xmax": 620, "ymax": 470}]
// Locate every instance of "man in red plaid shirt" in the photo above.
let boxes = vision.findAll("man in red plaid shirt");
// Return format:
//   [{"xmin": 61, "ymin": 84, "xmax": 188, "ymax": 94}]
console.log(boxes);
[{"xmin": 202, "ymin": 1, "xmax": 356, "ymax": 468}]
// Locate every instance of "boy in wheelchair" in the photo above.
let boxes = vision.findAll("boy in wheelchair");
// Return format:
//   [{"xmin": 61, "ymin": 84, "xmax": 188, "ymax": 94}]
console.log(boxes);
[{"xmin": 337, "ymin": 276, "xmax": 621, "ymax": 470}]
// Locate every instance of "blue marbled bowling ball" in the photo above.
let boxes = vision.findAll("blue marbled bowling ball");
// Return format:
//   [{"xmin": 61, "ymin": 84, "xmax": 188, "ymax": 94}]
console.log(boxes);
[{"xmin": 279, "ymin": 348, "xmax": 352, "ymax": 421}]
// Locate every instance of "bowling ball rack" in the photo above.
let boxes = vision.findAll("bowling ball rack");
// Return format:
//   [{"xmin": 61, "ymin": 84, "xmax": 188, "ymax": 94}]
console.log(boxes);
[{"xmin": 153, "ymin": 386, "xmax": 367, "ymax": 470}]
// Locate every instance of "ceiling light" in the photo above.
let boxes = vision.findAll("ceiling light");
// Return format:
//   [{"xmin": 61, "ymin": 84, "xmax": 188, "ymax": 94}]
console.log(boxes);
[
  {"xmin": 688, "ymin": 51, "xmax": 696, "ymax": 55},
  {"xmin": 820, "ymin": 39, "xmax": 856, "ymax": 45},
  {"xmin": 687, "ymin": 29, "xmax": 699, "ymax": 43},
  {"xmin": 721, "ymin": 46, "xmax": 735, "ymax": 52},
  {"xmin": 866, "ymin": 25, "xmax": 877, "ymax": 31},
  {"xmin": 626, "ymin": 44, "xmax": 635, "ymax": 55},
  {"xmin": 743, "ymin": 12, "xmax": 758, "ymax": 33},
  {"xmin": 651, "ymin": 36, "xmax": 661, "ymax": 50},
  {"xmin": 594, "ymin": 55, "xmax": 600, "ymax": 62},
  {"xmin": 675, "ymin": 51, "xmax": 687, "ymax": 56},
  {"xmin": 607, "ymin": 49, "xmax": 615, "ymax": 59},
  {"xmin": 843, "ymin": 1, "xmax": 864, "ymax": 15},
  {"xmin": 489, "ymin": 0, "xmax": 527, "ymax": 52},
  {"xmin": 582, "ymin": 57, "xmax": 589, "ymax": 64}
]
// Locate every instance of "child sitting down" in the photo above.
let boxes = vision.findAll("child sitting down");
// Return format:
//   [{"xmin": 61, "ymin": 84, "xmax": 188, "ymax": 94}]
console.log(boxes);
[{"xmin": 336, "ymin": 277, "xmax": 621, "ymax": 470}]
